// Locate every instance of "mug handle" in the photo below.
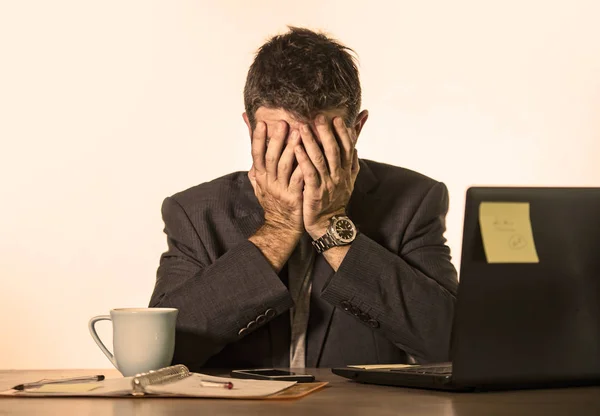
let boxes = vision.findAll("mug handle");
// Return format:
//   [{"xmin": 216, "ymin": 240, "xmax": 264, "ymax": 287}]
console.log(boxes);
[{"xmin": 88, "ymin": 315, "xmax": 118, "ymax": 368}]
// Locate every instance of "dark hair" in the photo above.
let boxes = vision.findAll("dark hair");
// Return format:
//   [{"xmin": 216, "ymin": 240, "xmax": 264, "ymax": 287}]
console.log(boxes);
[{"xmin": 244, "ymin": 26, "xmax": 361, "ymax": 129}]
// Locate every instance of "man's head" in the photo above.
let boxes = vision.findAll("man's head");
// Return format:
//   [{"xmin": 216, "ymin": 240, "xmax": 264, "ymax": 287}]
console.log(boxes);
[{"xmin": 243, "ymin": 27, "xmax": 368, "ymax": 139}]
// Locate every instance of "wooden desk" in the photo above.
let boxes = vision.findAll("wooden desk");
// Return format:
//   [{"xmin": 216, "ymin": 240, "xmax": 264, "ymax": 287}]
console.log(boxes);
[{"xmin": 1, "ymin": 368, "xmax": 599, "ymax": 415}]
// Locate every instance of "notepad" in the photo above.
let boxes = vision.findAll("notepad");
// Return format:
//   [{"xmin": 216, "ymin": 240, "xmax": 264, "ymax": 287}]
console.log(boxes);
[
  {"xmin": 35, "ymin": 383, "xmax": 102, "ymax": 393},
  {"xmin": 479, "ymin": 202, "xmax": 539, "ymax": 263},
  {"xmin": 0, "ymin": 365, "xmax": 327, "ymax": 400}
]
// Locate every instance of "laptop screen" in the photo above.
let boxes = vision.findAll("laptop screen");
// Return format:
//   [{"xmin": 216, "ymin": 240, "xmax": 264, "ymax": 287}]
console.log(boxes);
[{"xmin": 451, "ymin": 187, "xmax": 600, "ymax": 387}]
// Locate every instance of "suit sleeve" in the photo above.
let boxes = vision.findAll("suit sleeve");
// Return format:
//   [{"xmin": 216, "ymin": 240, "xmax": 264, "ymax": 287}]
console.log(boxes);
[
  {"xmin": 320, "ymin": 181, "xmax": 458, "ymax": 363},
  {"xmin": 149, "ymin": 196, "xmax": 293, "ymax": 368}
]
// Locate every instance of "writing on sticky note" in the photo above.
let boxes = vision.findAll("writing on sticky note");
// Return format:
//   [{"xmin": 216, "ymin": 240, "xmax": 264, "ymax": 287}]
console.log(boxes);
[
  {"xmin": 34, "ymin": 383, "xmax": 102, "ymax": 393},
  {"xmin": 479, "ymin": 202, "xmax": 539, "ymax": 263}
]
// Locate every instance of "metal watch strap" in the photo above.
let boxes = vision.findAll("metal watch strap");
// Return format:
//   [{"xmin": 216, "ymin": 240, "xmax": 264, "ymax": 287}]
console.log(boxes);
[{"xmin": 311, "ymin": 232, "xmax": 337, "ymax": 254}]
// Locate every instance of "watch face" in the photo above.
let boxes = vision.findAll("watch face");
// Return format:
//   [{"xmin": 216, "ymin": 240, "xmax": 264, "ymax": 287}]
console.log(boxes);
[{"xmin": 331, "ymin": 217, "xmax": 357, "ymax": 244}]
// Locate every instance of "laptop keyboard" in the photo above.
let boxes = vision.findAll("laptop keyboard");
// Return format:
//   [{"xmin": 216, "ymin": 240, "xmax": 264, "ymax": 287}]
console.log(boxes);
[{"xmin": 390, "ymin": 363, "xmax": 453, "ymax": 375}]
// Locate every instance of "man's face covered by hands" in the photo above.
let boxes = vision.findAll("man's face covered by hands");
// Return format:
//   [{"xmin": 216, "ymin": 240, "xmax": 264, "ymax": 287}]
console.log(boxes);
[{"xmin": 243, "ymin": 106, "xmax": 368, "ymax": 239}]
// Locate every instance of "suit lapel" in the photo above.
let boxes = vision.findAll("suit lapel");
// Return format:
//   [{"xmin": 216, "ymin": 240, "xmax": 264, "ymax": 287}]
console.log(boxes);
[
  {"xmin": 306, "ymin": 254, "xmax": 335, "ymax": 367},
  {"xmin": 306, "ymin": 160, "xmax": 379, "ymax": 367}
]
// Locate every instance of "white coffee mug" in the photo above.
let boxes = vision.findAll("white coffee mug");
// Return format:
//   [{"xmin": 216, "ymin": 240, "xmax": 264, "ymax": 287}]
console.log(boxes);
[{"xmin": 88, "ymin": 308, "xmax": 178, "ymax": 377}]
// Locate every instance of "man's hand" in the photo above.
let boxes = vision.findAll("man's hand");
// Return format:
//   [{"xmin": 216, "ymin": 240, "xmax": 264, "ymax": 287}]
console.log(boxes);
[
  {"xmin": 248, "ymin": 121, "xmax": 305, "ymax": 271},
  {"xmin": 295, "ymin": 115, "xmax": 360, "ymax": 240},
  {"xmin": 249, "ymin": 120, "xmax": 304, "ymax": 232}
]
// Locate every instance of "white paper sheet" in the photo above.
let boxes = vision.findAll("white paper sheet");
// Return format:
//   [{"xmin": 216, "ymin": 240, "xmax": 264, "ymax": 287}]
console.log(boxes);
[
  {"xmin": 146, "ymin": 373, "xmax": 296, "ymax": 398},
  {"xmin": 1, "ymin": 373, "xmax": 295, "ymax": 398},
  {"xmin": 347, "ymin": 364, "xmax": 415, "ymax": 370}
]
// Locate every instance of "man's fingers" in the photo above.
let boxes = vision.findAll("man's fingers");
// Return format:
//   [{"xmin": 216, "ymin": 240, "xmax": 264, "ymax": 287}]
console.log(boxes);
[
  {"xmin": 288, "ymin": 164, "xmax": 304, "ymax": 195},
  {"xmin": 299, "ymin": 124, "xmax": 329, "ymax": 180},
  {"xmin": 248, "ymin": 168, "xmax": 258, "ymax": 193},
  {"xmin": 333, "ymin": 117, "xmax": 354, "ymax": 169},
  {"xmin": 251, "ymin": 122, "xmax": 267, "ymax": 175},
  {"xmin": 278, "ymin": 130, "xmax": 300, "ymax": 186},
  {"xmin": 351, "ymin": 148, "xmax": 360, "ymax": 181},
  {"xmin": 295, "ymin": 145, "xmax": 320, "ymax": 188},
  {"xmin": 315, "ymin": 115, "xmax": 341, "ymax": 177},
  {"xmin": 249, "ymin": 165, "xmax": 268, "ymax": 199},
  {"xmin": 265, "ymin": 121, "xmax": 288, "ymax": 180}
]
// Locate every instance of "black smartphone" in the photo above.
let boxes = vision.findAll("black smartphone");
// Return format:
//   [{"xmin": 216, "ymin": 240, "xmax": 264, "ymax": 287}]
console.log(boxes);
[{"xmin": 230, "ymin": 369, "xmax": 315, "ymax": 382}]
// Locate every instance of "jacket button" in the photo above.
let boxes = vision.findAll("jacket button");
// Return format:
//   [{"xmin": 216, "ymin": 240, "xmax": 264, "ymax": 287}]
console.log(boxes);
[
  {"xmin": 238, "ymin": 327, "xmax": 247, "ymax": 336},
  {"xmin": 340, "ymin": 300, "xmax": 351, "ymax": 311},
  {"xmin": 256, "ymin": 314, "xmax": 266, "ymax": 325},
  {"xmin": 358, "ymin": 312, "xmax": 371, "ymax": 322},
  {"xmin": 368, "ymin": 319, "xmax": 380, "ymax": 329},
  {"xmin": 350, "ymin": 306, "xmax": 361, "ymax": 316},
  {"xmin": 246, "ymin": 320, "xmax": 257, "ymax": 331},
  {"xmin": 265, "ymin": 308, "xmax": 276, "ymax": 319}
]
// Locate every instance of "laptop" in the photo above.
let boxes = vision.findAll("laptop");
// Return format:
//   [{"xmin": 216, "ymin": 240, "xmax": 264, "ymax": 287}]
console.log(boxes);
[{"xmin": 333, "ymin": 187, "xmax": 600, "ymax": 391}]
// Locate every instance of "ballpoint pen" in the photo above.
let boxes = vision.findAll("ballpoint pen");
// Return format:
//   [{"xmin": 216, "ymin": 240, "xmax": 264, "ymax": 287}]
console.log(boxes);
[{"xmin": 12, "ymin": 375, "xmax": 105, "ymax": 391}]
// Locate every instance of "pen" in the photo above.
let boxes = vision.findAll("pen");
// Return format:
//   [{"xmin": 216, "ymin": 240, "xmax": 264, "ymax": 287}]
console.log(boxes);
[
  {"xmin": 12, "ymin": 375, "xmax": 105, "ymax": 391},
  {"xmin": 200, "ymin": 379, "xmax": 234, "ymax": 389}
]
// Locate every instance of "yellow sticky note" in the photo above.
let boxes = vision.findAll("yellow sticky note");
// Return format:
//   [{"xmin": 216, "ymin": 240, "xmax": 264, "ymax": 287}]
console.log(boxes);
[
  {"xmin": 34, "ymin": 383, "xmax": 102, "ymax": 393},
  {"xmin": 479, "ymin": 202, "xmax": 539, "ymax": 263}
]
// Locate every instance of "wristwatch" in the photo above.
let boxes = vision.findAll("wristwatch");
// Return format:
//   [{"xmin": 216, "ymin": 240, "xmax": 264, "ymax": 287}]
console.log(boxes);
[{"xmin": 312, "ymin": 215, "xmax": 358, "ymax": 254}]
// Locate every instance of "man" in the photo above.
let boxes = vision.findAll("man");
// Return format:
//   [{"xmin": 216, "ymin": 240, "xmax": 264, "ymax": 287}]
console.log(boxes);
[{"xmin": 149, "ymin": 27, "xmax": 458, "ymax": 370}]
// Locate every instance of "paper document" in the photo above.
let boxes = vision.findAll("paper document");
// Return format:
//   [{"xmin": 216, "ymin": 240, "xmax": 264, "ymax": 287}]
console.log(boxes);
[
  {"xmin": 1, "ymin": 373, "xmax": 295, "ymax": 399},
  {"xmin": 348, "ymin": 364, "xmax": 414, "ymax": 370},
  {"xmin": 479, "ymin": 202, "xmax": 539, "ymax": 263},
  {"xmin": 144, "ymin": 373, "xmax": 295, "ymax": 398},
  {"xmin": 35, "ymin": 383, "xmax": 102, "ymax": 393}
]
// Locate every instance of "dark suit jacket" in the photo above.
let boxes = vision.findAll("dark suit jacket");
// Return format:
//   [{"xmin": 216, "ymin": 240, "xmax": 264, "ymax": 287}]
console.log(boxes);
[{"xmin": 149, "ymin": 159, "xmax": 458, "ymax": 371}]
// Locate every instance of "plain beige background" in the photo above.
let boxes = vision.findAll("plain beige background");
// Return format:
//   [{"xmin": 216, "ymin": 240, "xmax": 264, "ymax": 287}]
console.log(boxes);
[{"xmin": 1, "ymin": 0, "xmax": 599, "ymax": 369}]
